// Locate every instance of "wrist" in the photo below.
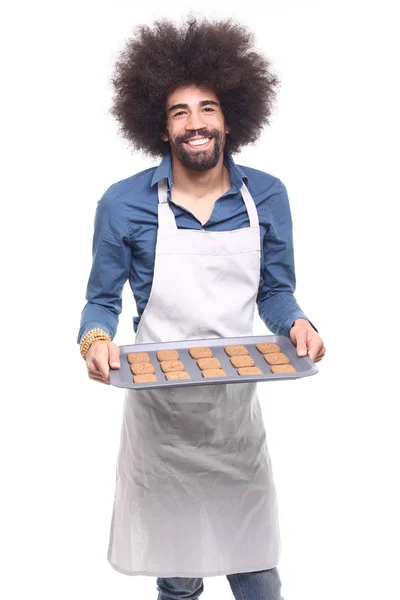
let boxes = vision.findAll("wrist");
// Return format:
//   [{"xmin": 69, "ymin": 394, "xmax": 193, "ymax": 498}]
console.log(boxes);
[
  {"xmin": 80, "ymin": 328, "xmax": 111, "ymax": 359},
  {"xmin": 292, "ymin": 318, "xmax": 311, "ymax": 328}
]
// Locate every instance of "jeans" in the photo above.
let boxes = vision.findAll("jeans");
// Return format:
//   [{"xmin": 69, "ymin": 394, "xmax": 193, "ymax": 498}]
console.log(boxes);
[{"xmin": 156, "ymin": 568, "xmax": 284, "ymax": 599}]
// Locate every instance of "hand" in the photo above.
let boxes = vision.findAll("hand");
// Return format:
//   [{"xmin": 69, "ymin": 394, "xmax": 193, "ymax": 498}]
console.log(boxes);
[
  {"xmin": 290, "ymin": 318, "xmax": 326, "ymax": 363},
  {"xmin": 86, "ymin": 340, "xmax": 120, "ymax": 385}
]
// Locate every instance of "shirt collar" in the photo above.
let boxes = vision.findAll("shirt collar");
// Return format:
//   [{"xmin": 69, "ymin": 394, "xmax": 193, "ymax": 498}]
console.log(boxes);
[
  {"xmin": 151, "ymin": 153, "xmax": 173, "ymax": 188},
  {"xmin": 151, "ymin": 152, "xmax": 248, "ymax": 191}
]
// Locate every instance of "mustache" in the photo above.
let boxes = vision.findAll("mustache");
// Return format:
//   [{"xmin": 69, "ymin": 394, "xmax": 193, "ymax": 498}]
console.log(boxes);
[{"xmin": 176, "ymin": 129, "xmax": 219, "ymax": 144}]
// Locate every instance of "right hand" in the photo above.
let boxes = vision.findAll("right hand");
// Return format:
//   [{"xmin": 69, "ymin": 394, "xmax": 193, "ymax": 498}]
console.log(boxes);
[{"xmin": 86, "ymin": 340, "xmax": 120, "ymax": 385}]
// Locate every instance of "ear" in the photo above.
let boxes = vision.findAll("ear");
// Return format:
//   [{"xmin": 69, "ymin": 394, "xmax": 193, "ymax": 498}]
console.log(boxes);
[
  {"xmin": 161, "ymin": 131, "xmax": 169, "ymax": 142},
  {"xmin": 225, "ymin": 125, "xmax": 231, "ymax": 135}
]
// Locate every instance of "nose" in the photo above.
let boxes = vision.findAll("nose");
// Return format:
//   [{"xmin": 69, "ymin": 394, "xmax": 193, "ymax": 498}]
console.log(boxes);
[{"xmin": 185, "ymin": 108, "xmax": 207, "ymax": 132}]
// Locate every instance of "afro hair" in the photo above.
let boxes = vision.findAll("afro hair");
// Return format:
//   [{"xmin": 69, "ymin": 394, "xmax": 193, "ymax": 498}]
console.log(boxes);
[{"xmin": 110, "ymin": 16, "xmax": 281, "ymax": 157}]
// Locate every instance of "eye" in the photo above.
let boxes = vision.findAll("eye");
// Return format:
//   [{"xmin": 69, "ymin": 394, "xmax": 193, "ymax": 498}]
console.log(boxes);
[
  {"xmin": 203, "ymin": 107, "xmax": 215, "ymax": 112},
  {"xmin": 173, "ymin": 111, "xmax": 186, "ymax": 117}
]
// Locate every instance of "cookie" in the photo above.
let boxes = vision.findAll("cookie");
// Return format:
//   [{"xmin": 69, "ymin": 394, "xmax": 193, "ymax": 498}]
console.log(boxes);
[
  {"xmin": 130, "ymin": 363, "xmax": 155, "ymax": 375},
  {"xmin": 238, "ymin": 367, "xmax": 263, "ymax": 376},
  {"xmin": 264, "ymin": 352, "xmax": 290, "ymax": 365},
  {"xmin": 160, "ymin": 360, "xmax": 185, "ymax": 373},
  {"xmin": 202, "ymin": 369, "xmax": 226, "ymax": 378},
  {"xmin": 196, "ymin": 357, "xmax": 222, "ymax": 370},
  {"xmin": 230, "ymin": 355, "xmax": 255, "ymax": 368},
  {"xmin": 127, "ymin": 352, "xmax": 150, "ymax": 364},
  {"xmin": 165, "ymin": 371, "xmax": 191, "ymax": 381},
  {"xmin": 256, "ymin": 342, "xmax": 281, "ymax": 354},
  {"xmin": 271, "ymin": 364, "xmax": 296, "ymax": 374},
  {"xmin": 157, "ymin": 349, "xmax": 179, "ymax": 362},
  {"xmin": 224, "ymin": 345, "xmax": 249, "ymax": 357},
  {"xmin": 133, "ymin": 374, "xmax": 157, "ymax": 383},
  {"xmin": 189, "ymin": 347, "xmax": 213, "ymax": 359}
]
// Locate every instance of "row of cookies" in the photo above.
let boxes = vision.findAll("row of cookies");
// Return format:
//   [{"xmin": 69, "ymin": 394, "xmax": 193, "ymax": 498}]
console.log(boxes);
[
  {"xmin": 224, "ymin": 344, "xmax": 263, "ymax": 376},
  {"xmin": 218, "ymin": 342, "xmax": 296, "ymax": 375},
  {"xmin": 128, "ymin": 347, "xmax": 229, "ymax": 382},
  {"xmin": 127, "ymin": 351, "xmax": 157, "ymax": 383},
  {"xmin": 156, "ymin": 349, "xmax": 192, "ymax": 380},
  {"xmin": 127, "ymin": 350, "xmax": 191, "ymax": 383},
  {"xmin": 188, "ymin": 346, "xmax": 227, "ymax": 378},
  {"xmin": 255, "ymin": 342, "xmax": 296, "ymax": 373}
]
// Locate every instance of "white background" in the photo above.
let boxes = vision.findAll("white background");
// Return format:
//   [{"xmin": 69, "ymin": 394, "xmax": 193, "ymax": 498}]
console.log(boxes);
[{"xmin": 1, "ymin": 1, "xmax": 399, "ymax": 599}]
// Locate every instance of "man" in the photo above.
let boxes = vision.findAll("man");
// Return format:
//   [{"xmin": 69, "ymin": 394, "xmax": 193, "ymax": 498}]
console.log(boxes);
[{"xmin": 78, "ymin": 17, "xmax": 326, "ymax": 600}]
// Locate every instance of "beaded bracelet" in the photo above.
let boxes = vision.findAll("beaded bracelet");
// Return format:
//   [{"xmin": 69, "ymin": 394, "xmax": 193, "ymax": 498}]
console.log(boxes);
[{"xmin": 80, "ymin": 327, "xmax": 111, "ymax": 359}]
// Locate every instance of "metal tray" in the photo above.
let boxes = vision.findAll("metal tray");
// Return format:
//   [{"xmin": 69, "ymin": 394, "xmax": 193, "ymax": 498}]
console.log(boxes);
[{"xmin": 110, "ymin": 335, "xmax": 319, "ymax": 390}]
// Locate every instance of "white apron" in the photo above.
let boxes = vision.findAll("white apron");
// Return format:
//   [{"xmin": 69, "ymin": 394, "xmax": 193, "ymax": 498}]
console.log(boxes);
[{"xmin": 107, "ymin": 179, "xmax": 280, "ymax": 577}]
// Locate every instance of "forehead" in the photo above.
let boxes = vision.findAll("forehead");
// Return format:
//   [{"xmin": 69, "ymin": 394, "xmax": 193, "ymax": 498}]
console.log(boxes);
[{"xmin": 166, "ymin": 85, "xmax": 219, "ymax": 109}]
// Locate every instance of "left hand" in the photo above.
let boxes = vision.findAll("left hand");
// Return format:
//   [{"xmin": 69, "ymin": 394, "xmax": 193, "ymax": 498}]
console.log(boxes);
[{"xmin": 290, "ymin": 318, "xmax": 326, "ymax": 362}]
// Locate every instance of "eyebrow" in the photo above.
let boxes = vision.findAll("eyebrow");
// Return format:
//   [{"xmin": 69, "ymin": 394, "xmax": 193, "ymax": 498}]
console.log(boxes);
[{"xmin": 168, "ymin": 100, "xmax": 220, "ymax": 113}]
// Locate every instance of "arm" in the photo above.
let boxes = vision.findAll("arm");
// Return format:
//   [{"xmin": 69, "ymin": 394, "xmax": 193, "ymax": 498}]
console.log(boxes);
[
  {"xmin": 78, "ymin": 187, "xmax": 131, "ymax": 343},
  {"xmin": 78, "ymin": 187, "xmax": 132, "ymax": 381},
  {"xmin": 257, "ymin": 180, "xmax": 325, "ymax": 362},
  {"xmin": 256, "ymin": 180, "xmax": 317, "ymax": 338}
]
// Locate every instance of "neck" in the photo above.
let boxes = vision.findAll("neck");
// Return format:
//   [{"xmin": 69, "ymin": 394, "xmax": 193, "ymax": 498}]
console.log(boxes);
[{"xmin": 170, "ymin": 153, "xmax": 231, "ymax": 199}]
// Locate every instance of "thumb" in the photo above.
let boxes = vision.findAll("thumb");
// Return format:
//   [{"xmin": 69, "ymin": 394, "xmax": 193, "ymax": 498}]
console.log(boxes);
[
  {"xmin": 109, "ymin": 343, "xmax": 121, "ymax": 369},
  {"xmin": 295, "ymin": 330, "xmax": 308, "ymax": 357}
]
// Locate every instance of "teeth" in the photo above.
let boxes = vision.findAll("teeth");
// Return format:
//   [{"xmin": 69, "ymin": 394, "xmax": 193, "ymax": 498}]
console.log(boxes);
[{"xmin": 187, "ymin": 138, "xmax": 210, "ymax": 146}]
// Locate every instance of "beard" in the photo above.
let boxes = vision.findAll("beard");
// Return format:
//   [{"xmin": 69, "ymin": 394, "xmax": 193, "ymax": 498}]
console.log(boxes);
[{"xmin": 169, "ymin": 128, "xmax": 226, "ymax": 172}]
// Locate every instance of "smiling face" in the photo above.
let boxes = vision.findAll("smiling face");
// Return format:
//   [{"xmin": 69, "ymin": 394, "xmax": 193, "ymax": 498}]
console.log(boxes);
[{"xmin": 162, "ymin": 85, "xmax": 230, "ymax": 172}]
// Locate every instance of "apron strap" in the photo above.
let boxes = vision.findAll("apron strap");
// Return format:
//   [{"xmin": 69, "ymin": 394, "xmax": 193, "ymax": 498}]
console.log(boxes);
[
  {"xmin": 157, "ymin": 179, "xmax": 178, "ymax": 229},
  {"xmin": 157, "ymin": 179, "xmax": 259, "ymax": 229},
  {"xmin": 240, "ymin": 183, "xmax": 259, "ymax": 228}
]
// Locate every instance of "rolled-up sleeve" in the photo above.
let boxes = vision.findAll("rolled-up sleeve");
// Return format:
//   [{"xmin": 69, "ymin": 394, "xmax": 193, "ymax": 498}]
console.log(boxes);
[
  {"xmin": 77, "ymin": 188, "xmax": 132, "ymax": 343},
  {"xmin": 257, "ymin": 181, "xmax": 317, "ymax": 338}
]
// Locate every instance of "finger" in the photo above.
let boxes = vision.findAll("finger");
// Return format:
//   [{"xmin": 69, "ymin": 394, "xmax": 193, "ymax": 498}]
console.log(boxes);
[
  {"xmin": 88, "ymin": 372, "xmax": 109, "ymax": 385},
  {"xmin": 295, "ymin": 330, "xmax": 308, "ymax": 357},
  {"xmin": 315, "ymin": 345, "xmax": 326, "ymax": 359},
  {"xmin": 88, "ymin": 367, "xmax": 102, "ymax": 378},
  {"xmin": 109, "ymin": 344, "xmax": 121, "ymax": 369},
  {"xmin": 307, "ymin": 336, "xmax": 324, "ymax": 361},
  {"xmin": 93, "ymin": 355, "xmax": 110, "ymax": 382},
  {"xmin": 308, "ymin": 339, "xmax": 324, "ymax": 362},
  {"xmin": 87, "ymin": 359, "xmax": 102, "ymax": 375},
  {"xmin": 86, "ymin": 356, "xmax": 101, "ymax": 372}
]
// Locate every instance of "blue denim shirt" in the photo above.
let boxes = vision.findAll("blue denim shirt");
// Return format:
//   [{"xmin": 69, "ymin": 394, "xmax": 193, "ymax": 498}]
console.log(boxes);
[{"xmin": 78, "ymin": 153, "xmax": 316, "ymax": 343}]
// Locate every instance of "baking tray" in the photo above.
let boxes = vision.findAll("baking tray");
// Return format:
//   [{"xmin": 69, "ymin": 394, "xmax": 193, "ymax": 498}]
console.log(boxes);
[{"xmin": 110, "ymin": 335, "xmax": 319, "ymax": 390}]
